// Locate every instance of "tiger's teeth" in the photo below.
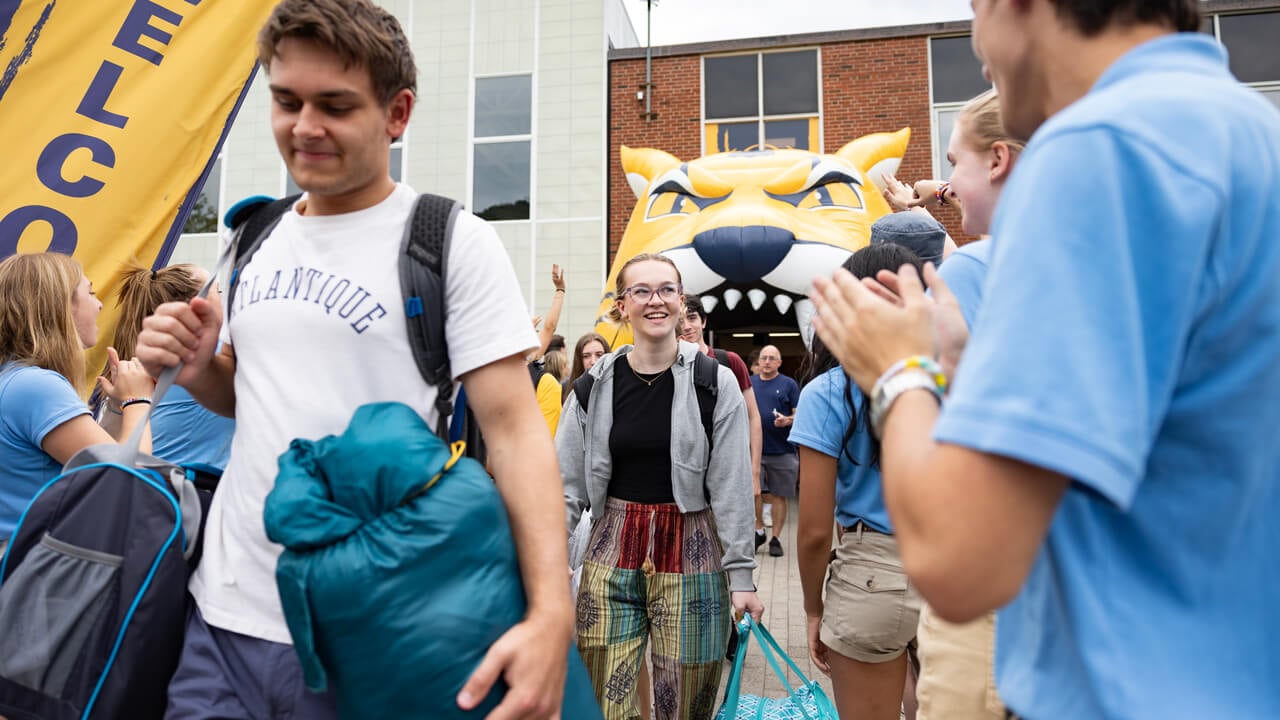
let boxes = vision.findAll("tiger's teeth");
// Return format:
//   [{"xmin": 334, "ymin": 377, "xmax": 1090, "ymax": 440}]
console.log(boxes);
[
  {"xmin": 773, "ymin": 295, "xmax": 793, "ymax": 315},
  {"xmin": 747, "ymin": 289, "xmax": 767, "ymax": 310},
  {"xmin": 794, "ymin": 299, "xmax": 816, "ymax": 348},
  {"xmin": 723, "ymin": 288, "xmax": 743, "ymax": 311},
  {"xmin": 700, "ymin": 295, "xmax": 719, "ymax": 314}
]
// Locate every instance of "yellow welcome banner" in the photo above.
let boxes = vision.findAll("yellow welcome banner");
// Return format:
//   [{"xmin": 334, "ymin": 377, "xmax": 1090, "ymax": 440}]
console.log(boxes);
[{"xmin": 0, "ymin": 0, "xmax": 274, "ymax": 384}]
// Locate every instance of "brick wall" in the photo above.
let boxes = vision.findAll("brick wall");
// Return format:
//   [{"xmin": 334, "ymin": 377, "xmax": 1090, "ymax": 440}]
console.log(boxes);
[
  {"xmin": 607, "ymin": 54, "xmax": 703, "ymax": 258},
  {"xmin": 607, "ymin": 34, "xmax": 971, "ymax": 263}
]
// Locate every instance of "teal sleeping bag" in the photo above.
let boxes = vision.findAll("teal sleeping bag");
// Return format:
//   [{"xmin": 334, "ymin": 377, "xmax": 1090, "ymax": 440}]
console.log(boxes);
[{"xmin": 263, "ymin": 402, "xmax": 601, "ymax": 719}]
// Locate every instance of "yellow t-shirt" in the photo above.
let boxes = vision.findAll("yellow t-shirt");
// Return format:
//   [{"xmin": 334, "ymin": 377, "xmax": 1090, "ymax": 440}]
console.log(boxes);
[{"xmin": 535, "ymin": 371, "xmax": 562, "ymax": 439}]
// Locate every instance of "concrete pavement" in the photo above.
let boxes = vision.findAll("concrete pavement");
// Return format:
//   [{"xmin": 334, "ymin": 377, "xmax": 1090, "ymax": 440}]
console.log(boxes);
[{"xmin": 719, "ymin": 501, "xmax": 836, "ymax": 707}]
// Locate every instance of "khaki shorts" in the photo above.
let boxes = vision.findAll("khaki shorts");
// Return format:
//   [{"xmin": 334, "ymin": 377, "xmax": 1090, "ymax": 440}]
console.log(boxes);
[
  {"xmin": 915, "ymin": 605, "xmax": 1005, "ymax": 720},
  {"xmin": 819, "ymin": 524, "xmax": 920, "ymax": 663}
]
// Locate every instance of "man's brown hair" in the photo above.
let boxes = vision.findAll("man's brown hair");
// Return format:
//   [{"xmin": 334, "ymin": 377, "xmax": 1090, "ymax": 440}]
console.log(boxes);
[{"xmin": 257, "ymin": 0, "xmax": 418, "ymax": 105}]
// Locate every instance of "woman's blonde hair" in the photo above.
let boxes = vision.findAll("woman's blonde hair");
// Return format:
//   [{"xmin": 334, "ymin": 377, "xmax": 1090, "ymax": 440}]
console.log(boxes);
[
  {"xmin": 956, "ymin": 89, "xmax": 1026, "ymax": 156},
  {"xmin": 543, "ymin": 349, "xmax": 567, "ymax": 382},
  {"xmin": 605, "ymin": 253, "xmax": 683, "ymax": 323},
  {"xmin": 0, "ymin": 253, "xmax": 88, "ymax": 391},
  {"xmin": 111, "ymin": 263, "xmax": 202, "ymax": 360}
]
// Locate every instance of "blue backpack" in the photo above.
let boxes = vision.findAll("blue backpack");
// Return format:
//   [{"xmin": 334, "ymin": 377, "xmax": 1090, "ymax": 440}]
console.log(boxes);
[{"xmin": 0, "ymin": 424, "xmax": 208, "ymax": 720}]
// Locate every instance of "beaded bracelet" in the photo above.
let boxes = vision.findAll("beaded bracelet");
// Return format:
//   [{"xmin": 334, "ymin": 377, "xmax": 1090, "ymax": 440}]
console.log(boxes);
[
  {"xmin": 869, "ymin": 355, "xmax": 948, "ymax": 438},
  {"xmin": 873, "ymin": 356, "xmax": 948, "ymax": 396},
  {"xmin": 120, "ymin": 397, "xmax": 153, "ymax": 410},
  {"xmin": 935, "ymin": 182, "xmax": 951, "ymax": 206}
]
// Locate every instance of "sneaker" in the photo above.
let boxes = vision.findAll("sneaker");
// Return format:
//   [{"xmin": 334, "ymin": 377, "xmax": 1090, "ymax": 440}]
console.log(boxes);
[
  {"xmin": 754, "ymin": 529, "xmax": 767, "ymax": 553},
  {"xmin": 762, "ymin": 504, "xmax": 773, "ymax": 528},
  {"xmin": 768, "ymin": 537, "xmax": 783, "ymax": 557}
]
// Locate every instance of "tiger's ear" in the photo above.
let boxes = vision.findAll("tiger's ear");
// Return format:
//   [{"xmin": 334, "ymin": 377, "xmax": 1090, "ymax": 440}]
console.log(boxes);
[
  {"xmin": 621, "ymin": 146, "xmax": 683, "ymax": 198},
  {"xmin": 834, "ymin": 128, "xmax": 911, "ymax": 193}
]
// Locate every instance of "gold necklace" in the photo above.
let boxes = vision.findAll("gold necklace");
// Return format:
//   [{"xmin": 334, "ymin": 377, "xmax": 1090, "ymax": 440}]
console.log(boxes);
[{"xmin": 629, "ymin": 362, "xmax": 669, "ymax": 387}]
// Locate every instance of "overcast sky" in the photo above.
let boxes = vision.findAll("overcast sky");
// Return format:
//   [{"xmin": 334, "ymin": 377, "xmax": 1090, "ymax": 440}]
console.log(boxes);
[{"xmin": 621, "ymin": 0, "xmax": 975, "ymax": 46}]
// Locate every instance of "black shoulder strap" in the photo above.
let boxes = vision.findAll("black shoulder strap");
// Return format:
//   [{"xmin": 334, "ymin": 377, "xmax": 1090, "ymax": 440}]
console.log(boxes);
[
  {"xmin": 224, "ymin": 195, "xmax": 300, "ymax": 318},
  {"xmin": 529, "ymin": 361, "xmax": 547, "ymax": 389},
  {"xmin": 692, "ymin": 351, "xmax": 719, "ymax": 450},
  {"xmin": 712, "ymin": 348, "xmax": 731, "ymax": 368},
  {"xmin": 573, "ymin": 373, "xmax": 595, "ymax": 413},
  {"xmin": 399, "ymin": 193, "xmax": 461, "ymax": 440}
]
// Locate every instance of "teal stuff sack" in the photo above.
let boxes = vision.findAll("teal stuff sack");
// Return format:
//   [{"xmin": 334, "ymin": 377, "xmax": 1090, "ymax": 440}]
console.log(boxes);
[{"xmin": 264, "ymin": 402, "xmax": 601, "ymax": 719}]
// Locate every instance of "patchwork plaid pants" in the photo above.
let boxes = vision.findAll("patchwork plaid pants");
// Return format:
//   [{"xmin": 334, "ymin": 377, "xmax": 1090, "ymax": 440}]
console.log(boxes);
[{"xmin": 575, "ymin": 498, "xmax": 731, "ymax": 720}]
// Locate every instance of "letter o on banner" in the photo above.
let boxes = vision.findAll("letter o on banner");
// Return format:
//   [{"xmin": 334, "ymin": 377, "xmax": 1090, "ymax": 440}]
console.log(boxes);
[{"xmin": 0, "ymin": 206, "xmax": 79, "ymax": 255}]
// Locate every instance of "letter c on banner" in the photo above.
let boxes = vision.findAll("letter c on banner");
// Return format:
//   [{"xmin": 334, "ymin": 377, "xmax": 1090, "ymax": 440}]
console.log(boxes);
[
  {"xmin": 0, "ymin": 205, "xmax": 78, "ymax": 255},
  {"xmin": 38, "ymin": 133, "xmax": 116, "ymax": 198}
]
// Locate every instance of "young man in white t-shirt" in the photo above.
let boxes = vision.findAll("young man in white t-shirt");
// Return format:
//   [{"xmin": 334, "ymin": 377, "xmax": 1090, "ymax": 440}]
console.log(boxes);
[{"xmin": 135, "ymin": 2, "xmax": 574, "ymax": 718}]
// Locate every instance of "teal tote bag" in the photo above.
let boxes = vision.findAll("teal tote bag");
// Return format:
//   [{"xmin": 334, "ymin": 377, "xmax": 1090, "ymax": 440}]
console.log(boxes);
[{"xmin": 716, "ymin": 616, "xmax": 839, "ymax": 720}]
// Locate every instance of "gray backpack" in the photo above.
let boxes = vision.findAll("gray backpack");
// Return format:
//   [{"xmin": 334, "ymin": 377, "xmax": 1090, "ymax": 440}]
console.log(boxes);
[{"xmin": 223, "ymin": 193, "xmax": 485, "ymax": 457}]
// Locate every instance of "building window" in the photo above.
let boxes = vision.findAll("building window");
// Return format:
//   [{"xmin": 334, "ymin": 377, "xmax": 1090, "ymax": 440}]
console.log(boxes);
[
  {"xmin": 1215, "ymin": 11, "xmax": 1280, "ymax": 109},
  {"xmin": 1219, "ymin": 11, "xmax": 1280, "ymax": 84},
  {"xmin": 703, "ymin": 49, "xmax": 820, "ymax": 154},
  {"xmin": 182, "ymin": 154, "xmax": 222, "ymax": 234},
  {"xmin": 928, "ymin": 35, "xmax": 990, "ymax": 180},
  {"xmin": 473, "ymin": 74, "xmax": 532, "ymax": 221},
  {"xmin": 284, "ymin": 140, "xmax": 404, "ymax": 196}
]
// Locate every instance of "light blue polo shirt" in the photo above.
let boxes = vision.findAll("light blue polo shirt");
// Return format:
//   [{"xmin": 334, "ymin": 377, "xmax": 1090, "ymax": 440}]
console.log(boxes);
[
  {"xmin": 0, "ymin": 364, "xmax": 89, "ymax": 539},
  {"xmin": 790, "ymin": 367, "xmax": 891, "ymax": 533},
  {"xmin": 937, "ymin": 239, "xmax": 991, "ymax": 331},
  {"xmin": 934, "ymin": 34, "xmax": 1280, "ymax": 719},
  {"xmin": 151, "ymin": 384, "xmax": 235, "ymax": 470}
]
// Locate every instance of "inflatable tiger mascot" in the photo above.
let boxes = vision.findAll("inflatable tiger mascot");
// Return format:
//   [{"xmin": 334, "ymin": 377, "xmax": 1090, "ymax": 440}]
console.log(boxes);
[{"xmin": 595, "ymin": 128, "xmax": 912, "ymax": 348}]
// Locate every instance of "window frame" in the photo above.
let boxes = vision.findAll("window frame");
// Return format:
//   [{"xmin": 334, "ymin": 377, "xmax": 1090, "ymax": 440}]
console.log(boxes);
[
  {"xmin": 927, "ymin": 33, "xmax": 991, "ymax": 180},
  {"xmin": 470, "ymin": 72, "xmax": 534, "ymax": 223},
  {"xmin": 700, "ymin": 48, "xmax": 823, "ymax": 155}
]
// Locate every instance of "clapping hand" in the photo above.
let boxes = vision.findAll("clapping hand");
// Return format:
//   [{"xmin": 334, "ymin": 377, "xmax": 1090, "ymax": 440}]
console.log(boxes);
[{"xmin": 810, "ymin": 263, "xmax": 968, "ymax": 393}]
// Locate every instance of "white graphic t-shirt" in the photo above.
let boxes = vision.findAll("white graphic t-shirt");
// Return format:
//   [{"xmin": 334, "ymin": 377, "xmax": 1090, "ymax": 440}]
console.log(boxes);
[{"xmin": 191, "ymin": 184, "xmax": 537, "ymax": 643}]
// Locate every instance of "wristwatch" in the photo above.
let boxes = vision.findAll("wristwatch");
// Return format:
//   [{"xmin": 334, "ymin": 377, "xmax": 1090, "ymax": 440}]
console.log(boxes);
[{"xmin": 870, "ymin": 370, "xmax": 942, "ymax": 439}]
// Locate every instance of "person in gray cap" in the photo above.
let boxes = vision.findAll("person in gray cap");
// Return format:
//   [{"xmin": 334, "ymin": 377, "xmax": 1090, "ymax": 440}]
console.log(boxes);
[{"xmin": 868, "ymin": 211, "xmax": 952, "ymax": 266}]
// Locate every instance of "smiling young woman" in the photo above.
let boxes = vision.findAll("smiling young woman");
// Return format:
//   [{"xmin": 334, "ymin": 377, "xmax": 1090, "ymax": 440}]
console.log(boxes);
[{"xmin": 560, "ymin": 252, "xmax": 764, "ymax": 720}]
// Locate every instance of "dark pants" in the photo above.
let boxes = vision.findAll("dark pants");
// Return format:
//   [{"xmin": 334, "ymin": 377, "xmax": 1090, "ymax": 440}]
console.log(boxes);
[{"xmin": 165, "ymin": 605, "xmax": 338, "ymax": 720}]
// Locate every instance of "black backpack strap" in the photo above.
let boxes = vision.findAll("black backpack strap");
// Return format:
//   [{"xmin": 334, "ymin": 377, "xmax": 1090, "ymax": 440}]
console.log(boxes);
[
  {"xmin": 572, "ymin": 374, "xmax": 595, "ymax": 413},
  {"xmin": 692, "ymin": 351, "xmax": 720, "ymax": 450},
  {"xmin": 399, "ymin": 193, "xmax": 461, "ymax": 440},
  {"xmin": 224, "ymin": 195, "xmax": 300, "ymax": 319},
  {"xmin": 712, "ymin": 348, "xmax": 731, "ymax": 369},
  {"xmin": 529, "ymin": 361, "xmax": 547, "ymax": 389}
]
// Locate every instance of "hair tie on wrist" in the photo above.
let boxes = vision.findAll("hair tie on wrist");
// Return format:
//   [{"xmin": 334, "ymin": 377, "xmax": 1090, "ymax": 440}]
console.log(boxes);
[{"xmin": 120, "ymin": 397, "xmax": 153, "ymax": 409}]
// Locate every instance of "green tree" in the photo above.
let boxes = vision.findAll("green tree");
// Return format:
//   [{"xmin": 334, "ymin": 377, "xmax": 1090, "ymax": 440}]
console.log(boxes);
[{"xmin": 182, "ymin": 193, "xmax": 218, "ymax": 234}]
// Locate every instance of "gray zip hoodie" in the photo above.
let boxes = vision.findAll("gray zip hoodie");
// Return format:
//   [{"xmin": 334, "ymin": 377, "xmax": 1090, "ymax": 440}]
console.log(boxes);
[{"xmin": 557, "ymin": 340, "xmax": 756, "ymax": 592}]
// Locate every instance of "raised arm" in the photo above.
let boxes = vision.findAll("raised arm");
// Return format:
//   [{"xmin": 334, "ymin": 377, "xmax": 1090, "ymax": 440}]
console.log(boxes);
[{"xmin": 535, "ymin": 264, "xmax": 566, "ymax": 357}]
